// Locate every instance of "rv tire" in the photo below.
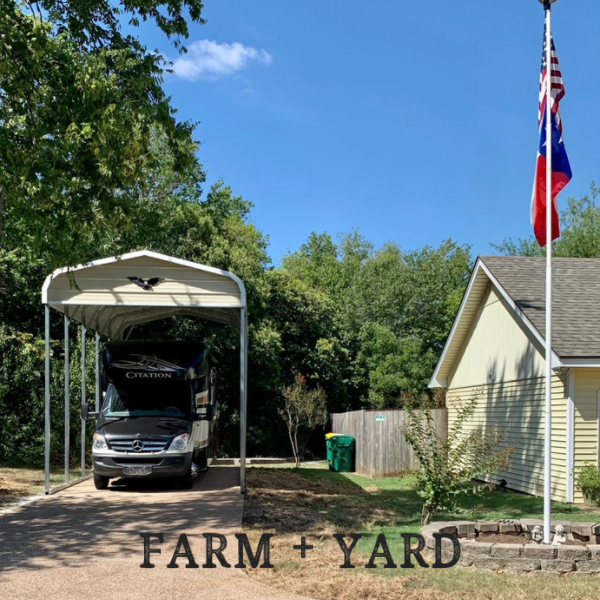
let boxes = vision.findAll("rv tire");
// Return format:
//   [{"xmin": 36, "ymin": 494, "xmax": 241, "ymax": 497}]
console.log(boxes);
[
  {"xmin": 180, "ymin": 466, "xmax": 194, "ymax": 489},
  {"xmin": 94, "ymin": 473, "xmax": 109, "ymax": 490}
]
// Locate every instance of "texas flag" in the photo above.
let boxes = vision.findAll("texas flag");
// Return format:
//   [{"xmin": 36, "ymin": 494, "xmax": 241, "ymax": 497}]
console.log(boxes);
[{"xmin": 531, "ymin": 26, "xmax": 572, "ymax": 247}]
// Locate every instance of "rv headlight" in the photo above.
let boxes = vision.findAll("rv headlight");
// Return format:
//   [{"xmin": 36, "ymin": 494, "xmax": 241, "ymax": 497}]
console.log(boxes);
[
  {"xmin": 92, "ymin": 433, "xmax": 107, "ymax": 451},
  {"xmin": 169, "ymin": 433, "xmax": 189, "ymax": 452}
]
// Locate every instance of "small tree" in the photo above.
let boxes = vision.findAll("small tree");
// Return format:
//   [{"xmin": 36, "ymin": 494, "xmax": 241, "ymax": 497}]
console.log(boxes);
[
  {"xmin": 280, "ymin": 375, "xmax": 327, "ymax": 468},
  {"xmin": 404, "ymin": 394, "xmax": 515, "ymax": 525}
]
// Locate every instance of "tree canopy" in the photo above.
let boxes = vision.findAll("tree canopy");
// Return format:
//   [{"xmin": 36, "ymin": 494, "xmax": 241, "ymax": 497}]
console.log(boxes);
[{"xmin": 6, "ymin": 0, "xmax": 567, "ymax": 464}]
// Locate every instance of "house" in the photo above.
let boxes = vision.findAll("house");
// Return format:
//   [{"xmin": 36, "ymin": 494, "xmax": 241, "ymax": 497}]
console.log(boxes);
[{"xmin": 429, "ymin": 256, "xmax": 600, "ymax": 503}]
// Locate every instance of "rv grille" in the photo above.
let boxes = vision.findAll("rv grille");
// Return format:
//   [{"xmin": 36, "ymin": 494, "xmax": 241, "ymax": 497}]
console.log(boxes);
[
  {"xmin": 108, "ymin": 438, "xmax": 170, "ymax": 453},
  {"xmin": 112, "ymin": 457, "xmax": 164, "ymax": 465}
]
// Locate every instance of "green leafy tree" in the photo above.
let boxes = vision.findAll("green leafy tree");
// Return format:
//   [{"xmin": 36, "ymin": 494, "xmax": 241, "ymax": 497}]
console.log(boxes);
[
  {"xmin": 349, "ymin": 240, "xmax": 472, "ymax": 407},
  {"xmin": 404, "ymin": 395, "xmax": 515, "ymax": 525},
  {"xmin": 0, "ymin": 1, "xmax": 202, "ymax": 269}
]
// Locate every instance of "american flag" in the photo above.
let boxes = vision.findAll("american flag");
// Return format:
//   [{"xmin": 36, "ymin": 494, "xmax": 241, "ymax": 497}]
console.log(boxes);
[
  {"xmin": 531, "ymin": 24, "xmax": 572, "ymax": 247},
  {"xmin": 538, "ymin": 27, "xmax": 565, "ymax": 128}
]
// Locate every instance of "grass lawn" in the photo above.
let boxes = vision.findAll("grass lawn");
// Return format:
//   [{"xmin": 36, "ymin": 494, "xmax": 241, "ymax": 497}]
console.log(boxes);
[
  {"xmin": 243, "ymin": 465, "xmax": 600, "ymax": 600},
  {"xmin": 0, "ymin": 467, "xmax": 65, "ymax": 508}
]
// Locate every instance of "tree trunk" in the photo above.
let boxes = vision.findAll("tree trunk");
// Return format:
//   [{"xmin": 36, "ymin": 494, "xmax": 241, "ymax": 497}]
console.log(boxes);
[
  {"xmin": 285, "ymin": 407, "xmax": 299, "ymax": 468},
  {"xmin": 293, "ymin": 419, "xmax": 300, "ymax": 468},
  {"xmin": 421, "ymin": 504, "xmax": 433, "ymax": 526}
]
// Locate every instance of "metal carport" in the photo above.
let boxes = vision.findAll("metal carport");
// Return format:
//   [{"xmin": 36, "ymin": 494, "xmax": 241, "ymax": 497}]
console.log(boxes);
[{"xmin": 41, "ymin": 250, "xmax": 248, "ymax": 494}]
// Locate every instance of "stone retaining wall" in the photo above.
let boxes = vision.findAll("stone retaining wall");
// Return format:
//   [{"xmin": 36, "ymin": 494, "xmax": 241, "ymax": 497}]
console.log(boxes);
[{"xmin": 421, "ymin": 520, "xmax": 600, "ymax": 575}]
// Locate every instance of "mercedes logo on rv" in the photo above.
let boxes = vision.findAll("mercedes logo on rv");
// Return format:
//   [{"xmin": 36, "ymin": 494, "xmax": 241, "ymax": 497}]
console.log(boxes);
[{"xmin": 132, "ymin": 440, "xmax": 144, "ymax": 452}]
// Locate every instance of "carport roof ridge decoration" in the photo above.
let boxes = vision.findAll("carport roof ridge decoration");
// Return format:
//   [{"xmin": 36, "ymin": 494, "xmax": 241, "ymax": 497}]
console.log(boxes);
[
  {"xmin": 430, "ymin": 256, "xmax": 600, "ymax": 388},
  {"xmin": 41, "ymin": 250, "xmax": 247, "ymax": 338}
]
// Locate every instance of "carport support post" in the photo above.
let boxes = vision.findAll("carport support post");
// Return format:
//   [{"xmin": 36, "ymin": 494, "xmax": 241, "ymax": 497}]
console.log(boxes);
[
  {"xmin": 81, "ymin": 325, "xmax": 86, "ymax": 478},
  {"xmin": 64, "ymin": 315, "xmax": 70, "ymax": 484},
  {"xmin": 44, "ymin": 306, "xmax": 51, "ymax": 495},
  {"xmin": 240, "ymin": 307, "xmax": 247, "ymax": 493},
  {"xmin": 95, "ymin": 332, "xmax": 100, "ymax": 411}
]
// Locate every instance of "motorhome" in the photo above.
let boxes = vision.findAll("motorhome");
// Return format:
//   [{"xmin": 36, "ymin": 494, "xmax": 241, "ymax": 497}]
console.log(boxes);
[{"xmin": 85, "ymin": 342, "xmax": 216, "ymax": 490}]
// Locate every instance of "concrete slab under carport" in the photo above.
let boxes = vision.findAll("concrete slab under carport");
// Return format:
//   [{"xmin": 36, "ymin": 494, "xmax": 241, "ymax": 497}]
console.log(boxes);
[{"xmin": 0, "ymin": 467, "xmax": 311, "ymax": 600}]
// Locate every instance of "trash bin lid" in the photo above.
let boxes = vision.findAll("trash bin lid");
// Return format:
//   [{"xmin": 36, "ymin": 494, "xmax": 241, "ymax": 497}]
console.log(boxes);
[{"xmin": 331, "ymin": 434, "xmax": 354, "ymax": 446}]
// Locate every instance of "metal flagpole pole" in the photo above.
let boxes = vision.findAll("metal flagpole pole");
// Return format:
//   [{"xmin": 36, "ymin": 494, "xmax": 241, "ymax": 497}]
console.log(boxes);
[{"xmin": 543, "ymin": 0, "xmax": 554, "ymax": 545}]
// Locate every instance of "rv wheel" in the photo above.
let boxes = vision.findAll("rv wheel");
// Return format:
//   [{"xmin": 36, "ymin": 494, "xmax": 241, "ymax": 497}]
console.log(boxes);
[
  {"xmin": 196, "ymin": 449, "xmax": 208, "ymax": 472},
  {"xmin": 94, "ymin": 473, "xmax": 109, "ymax": 490},
  {"xmin": 180, "ymin": 466, "xmax": 194, "ymax": 490}
]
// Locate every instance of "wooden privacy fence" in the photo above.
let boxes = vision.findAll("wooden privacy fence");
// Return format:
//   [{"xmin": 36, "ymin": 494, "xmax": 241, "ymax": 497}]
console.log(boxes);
[{"xmin": 329, "ymin": 408, "xmax": 448, "ymax": 478}]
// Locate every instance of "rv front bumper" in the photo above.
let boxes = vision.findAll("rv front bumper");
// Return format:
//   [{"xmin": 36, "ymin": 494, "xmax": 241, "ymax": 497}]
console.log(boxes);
[{"xmin": 92, "ymin": 452, "xmax": 192, "ymax": 478}]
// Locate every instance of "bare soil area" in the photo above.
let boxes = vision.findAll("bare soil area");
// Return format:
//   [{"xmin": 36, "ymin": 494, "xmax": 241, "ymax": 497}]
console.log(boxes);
[
  {"xmin": 243, "ymin": 467, "xmax": 452, "ymax": 600},
  {"xmin": 0, "ymin": 467, "xmax": 44, "ymax": 506},
  {"xmin": 0, "ymin": 467, "xmax": 65, "ymax": 507}
]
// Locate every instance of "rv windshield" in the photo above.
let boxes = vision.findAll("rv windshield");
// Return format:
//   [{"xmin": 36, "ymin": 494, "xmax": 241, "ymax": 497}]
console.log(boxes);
[{"xmin": 102, "ymin": 383, "xmax": 192, "ymax": 418}]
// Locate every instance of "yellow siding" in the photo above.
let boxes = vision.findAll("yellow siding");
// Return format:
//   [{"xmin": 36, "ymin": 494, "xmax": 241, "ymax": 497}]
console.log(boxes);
[
  {"xmin": 573, "ymin": 368, "xmax": 600, "ymax": 503},
  {"xmin": 446, "ymin": 282, "xmax": 568, "ymax": 502},
  {"xmin": 447, "ymin": 375, "xmax": 568, "ymax": 502},
  {"xmin": 448, "ymin": 285, "xmax": 546, "ymax": 389}
]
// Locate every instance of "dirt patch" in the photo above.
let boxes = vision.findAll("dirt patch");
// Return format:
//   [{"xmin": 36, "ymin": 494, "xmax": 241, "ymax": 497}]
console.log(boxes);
[
  {"xmin": 243, "ymin": 467, "xmax": 397, "ymax": 534},
  {"xmin": 0, "ymin": 468, "xmax": 46, "ymax": 506},
  {"xmin": 243, "ymin": 468, "xmax": 452, "ymax": 600},
  {"xmin": 476, "ymin": 533, "xmax": 586, "ymax": 546},
  {"xmin": 248, "ymin": 533, "xmax": 452, "ymax": 600}
]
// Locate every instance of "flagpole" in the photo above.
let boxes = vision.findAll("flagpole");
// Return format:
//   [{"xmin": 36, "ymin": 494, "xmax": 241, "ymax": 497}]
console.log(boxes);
[{"xmin": 543, "ymin": 0, "xmax": 554, "ymax": 545}]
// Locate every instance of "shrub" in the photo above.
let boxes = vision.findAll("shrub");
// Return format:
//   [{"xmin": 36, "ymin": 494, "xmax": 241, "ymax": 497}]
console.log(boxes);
[
  {"xmin": 404, "ymin": 393, "xmax": 515, "ymax": 525},
  {"xmin": 575, "ymin": 462, "xmax": 600, "ymax": 505}
]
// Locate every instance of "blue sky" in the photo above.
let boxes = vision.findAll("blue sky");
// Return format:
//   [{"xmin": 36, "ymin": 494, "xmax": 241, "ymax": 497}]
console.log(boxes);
[{"xmin": 139, "ymin": 0, "xmax": 600, "ymax": 265}]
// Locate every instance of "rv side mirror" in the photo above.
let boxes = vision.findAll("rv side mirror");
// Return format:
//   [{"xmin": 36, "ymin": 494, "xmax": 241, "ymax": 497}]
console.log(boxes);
[
  {"xmin": 195, "ymin": 405, "xmax": 214, "ymax": 421},
  {"xmin": 81, "ymin": 403, "xmax": 99, "ymax": 421}
]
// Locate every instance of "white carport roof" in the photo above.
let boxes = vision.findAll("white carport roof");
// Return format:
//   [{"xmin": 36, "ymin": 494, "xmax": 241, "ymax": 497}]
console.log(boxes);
[
  {"xmin": 41, "ymin": 250, "xmax": 248, "ymax": 495},
  {"xmin": 42, "ymin": 250, "xmax": 246, "ymax": 338}
]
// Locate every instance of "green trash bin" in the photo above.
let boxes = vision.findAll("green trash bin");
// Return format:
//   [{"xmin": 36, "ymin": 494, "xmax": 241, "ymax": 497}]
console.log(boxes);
[{"xmin": 326, "ymin": 434, "xmax": 355, "ymax": 472}]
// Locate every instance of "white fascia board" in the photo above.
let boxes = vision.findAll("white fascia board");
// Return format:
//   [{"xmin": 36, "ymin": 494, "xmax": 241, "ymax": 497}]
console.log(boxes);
[
  {"xmin": 478, "ymin": 260, "xmax": 562, "ymax": 370},
  {"xmin": 47, "ymin": 301, "xmax": 244, "ymax": 309},
  {"xmin": 41, "ymin": 250, "xmax": 247, "ymax": 307},
  {"xmin": 428, "ymin": 258, "xmax": 486, "ymax": 388},
  {"xmin": 561, "ymin": 358, "xmax": 600, "ymax": 367}
]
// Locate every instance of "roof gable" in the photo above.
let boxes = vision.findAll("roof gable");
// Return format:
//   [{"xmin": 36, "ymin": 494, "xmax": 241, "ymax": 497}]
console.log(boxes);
[
  {"xmin": 429, "ymin": 257, "xmax": 561, "ymax": 388},
  {"xmin": 480, "ymin": 256, "xmax": 600, "ymax": 359}
]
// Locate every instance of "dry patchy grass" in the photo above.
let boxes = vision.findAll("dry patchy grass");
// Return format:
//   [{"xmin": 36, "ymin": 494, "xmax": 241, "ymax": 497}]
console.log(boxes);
[
  {"xmin": 244, "ymin": 465, "xmax": 397, "ymax": 534},
  {"xmin": 247, "ymin": 533, "xmax": 452, "ymax": 600},
  {"xmin": 0, "ymin": 467, "xmax": 62, "ymax": 507},
  {"xmin": 243, "ymin": 467, "xmax": 600, "ymax": 600}
]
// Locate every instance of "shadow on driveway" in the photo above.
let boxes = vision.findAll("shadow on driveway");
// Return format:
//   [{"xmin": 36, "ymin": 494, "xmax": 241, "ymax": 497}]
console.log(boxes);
[{"xmin": 0, "ymin": 467, "xmax": 242, "ymax": 573}]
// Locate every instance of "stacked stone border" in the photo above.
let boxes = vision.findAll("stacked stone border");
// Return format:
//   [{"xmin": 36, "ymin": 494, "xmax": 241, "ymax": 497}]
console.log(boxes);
[{"xmin": 421, "ymin": 519, "xmax": 600, "ymax": 575}]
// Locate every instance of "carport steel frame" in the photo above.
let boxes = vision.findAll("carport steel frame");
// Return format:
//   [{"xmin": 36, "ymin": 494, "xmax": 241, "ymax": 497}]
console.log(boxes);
[{"xmin": 41, "ymin": 250, "xmax": 248, "ymax": 495}]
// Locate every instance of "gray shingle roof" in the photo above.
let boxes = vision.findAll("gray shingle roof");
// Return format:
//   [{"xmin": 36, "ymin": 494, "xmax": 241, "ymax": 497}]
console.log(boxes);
[{"xmin": 480, "ymin": 256, "xmax": 600, "ymax": 358}]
